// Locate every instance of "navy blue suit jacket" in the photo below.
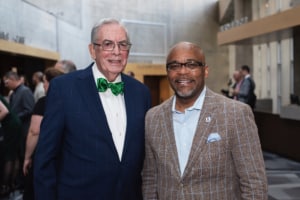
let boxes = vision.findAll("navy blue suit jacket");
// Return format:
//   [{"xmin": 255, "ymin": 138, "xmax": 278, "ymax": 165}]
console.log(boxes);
[{"xmin": 34, "ymin": 63, "xmax": 151, "ymax": 200}]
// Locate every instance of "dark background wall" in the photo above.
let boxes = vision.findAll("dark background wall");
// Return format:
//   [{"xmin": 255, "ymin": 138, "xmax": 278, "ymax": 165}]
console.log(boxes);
[
  {"xmin": 294, "ymin": 26, "xmax": 300, "ymax": 98},
  {"xmin": 255, "ymin": 111, "xmax": 300, "ymax": 162}
]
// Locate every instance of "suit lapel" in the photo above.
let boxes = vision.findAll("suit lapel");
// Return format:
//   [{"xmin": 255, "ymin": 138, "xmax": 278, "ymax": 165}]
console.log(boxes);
[
  {"xmin": 162, "ymin": 97, "xmax": 182, "ymax": 179},
  {"xmin": 120, "ymin": 75, "xmax": 133, "ymax": 160},
  {"xmin": 182, "ymin": 89, "xmax": 218, "ymax": 178},
  {"xmin": 74, "ymin": 65, "xmax": 117, "ymax": 153}
]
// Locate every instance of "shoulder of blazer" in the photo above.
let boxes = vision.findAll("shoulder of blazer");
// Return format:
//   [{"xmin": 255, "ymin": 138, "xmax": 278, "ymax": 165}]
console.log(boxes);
[
  {"xmin": 147, "ymin": 96, "xmax": 173, "ymax": 117},
  {"xmin": 121, "ymin": 73, "xmax": 149, "ymax": 90},
  {"xmin": 73, "ymin": 63, "xmax": 94, "ymax": 80},
  {"xmin": 54, "ymin": 63, "xmax": 94, "ymax": 84},
  {"xmin": 204, "ymin": 88, "xmax": 246, "ymax": 109}
]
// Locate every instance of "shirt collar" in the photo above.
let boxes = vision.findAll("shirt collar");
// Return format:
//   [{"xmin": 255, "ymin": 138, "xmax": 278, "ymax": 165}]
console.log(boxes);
[
  {"xmin": 92, "ymin": 63, "xmax": 122, "ymax": 85},
  {"xmin": 245, "ymin": 74, "xmax": 251, "ymax": 79},
  {"xmin": 172, "ymin": 86, "xmax": 206, "ymax": 113}
]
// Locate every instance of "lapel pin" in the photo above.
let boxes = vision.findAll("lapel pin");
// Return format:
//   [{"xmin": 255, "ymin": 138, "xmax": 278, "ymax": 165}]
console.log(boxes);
[{"xmin": 205, "ymin": 116, "xmax": 211, "ymax": 123}]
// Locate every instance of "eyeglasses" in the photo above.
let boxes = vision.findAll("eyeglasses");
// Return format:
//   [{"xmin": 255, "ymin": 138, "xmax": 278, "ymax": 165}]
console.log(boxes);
[
  {"xmin": 93, "ymin": 40, "xmax": 132, "ymax": 51},
  {"xmin": 166, "ymin": 60, "xmax": 205, "ymax": 72}
]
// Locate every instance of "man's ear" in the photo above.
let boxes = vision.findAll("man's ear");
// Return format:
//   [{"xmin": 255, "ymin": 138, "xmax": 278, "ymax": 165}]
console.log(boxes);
[
  {"xmin": 204, "ymin": 66, "xmax": 209, "ymax": 78},
  {"xmin": 88, "ymin": 43, "xmax": 96, "ymax": 60}
]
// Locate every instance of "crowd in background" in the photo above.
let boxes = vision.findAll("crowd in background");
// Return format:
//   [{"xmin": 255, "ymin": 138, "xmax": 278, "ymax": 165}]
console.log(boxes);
[
  {"xmin": 0, "ymin": 60, "xmax": 76, "ymax": 199},
  {"xmin": 221, "ymin": 65, "xmax": 257, "ymax": 110}
]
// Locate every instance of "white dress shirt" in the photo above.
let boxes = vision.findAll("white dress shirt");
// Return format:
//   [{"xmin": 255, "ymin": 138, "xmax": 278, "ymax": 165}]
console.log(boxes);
[{"xmin": 92, "ymin": 64, "xmax": 127, "ymax": 161}]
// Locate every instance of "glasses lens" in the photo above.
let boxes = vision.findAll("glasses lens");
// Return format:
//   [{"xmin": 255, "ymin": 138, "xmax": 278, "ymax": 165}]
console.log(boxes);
[
  {"xmin": 186, "ymin": 62, "xmax": 201, "ymax": 70},
  {"xmin": 99, "ymin": 40, "xmax": 131, "ymax": 51},
  {"xmin": 167, "ymin": 63, "xmax": 181, "ymax": 71},
  {"xmin": 118, "ymin": 42, "xmax": 131, "ymax": 51},
  {"xmin": 102, "ymin": 41, "xmax": 114, "ymax": 50}
]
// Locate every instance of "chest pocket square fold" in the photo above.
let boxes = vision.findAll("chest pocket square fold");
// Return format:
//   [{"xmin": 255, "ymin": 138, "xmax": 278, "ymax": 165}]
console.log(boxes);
[{"xmin": 207, "ymin": 133, "xmax": 221, "ymax": 143}]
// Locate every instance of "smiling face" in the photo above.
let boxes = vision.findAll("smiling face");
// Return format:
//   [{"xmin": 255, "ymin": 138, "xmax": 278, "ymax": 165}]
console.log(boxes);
[
  {"xmin": 88, "ymin": 23, "xmax": 130, "ymax": 82},
  {"xmin": 166, "ymin": 42, "xmax": 208, "ymax": 104}
]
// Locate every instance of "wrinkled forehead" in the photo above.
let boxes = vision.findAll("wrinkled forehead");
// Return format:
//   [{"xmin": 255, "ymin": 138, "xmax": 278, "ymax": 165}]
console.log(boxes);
[{"xmin": 97, "ymin": 24, "xmax": 127, "ymax": 41}]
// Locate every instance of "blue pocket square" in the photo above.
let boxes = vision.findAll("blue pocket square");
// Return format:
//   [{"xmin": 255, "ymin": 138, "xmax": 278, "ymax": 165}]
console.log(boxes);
[{"xmin": 207, "ymin": 133, "xmax": 221, "ymax": 143}]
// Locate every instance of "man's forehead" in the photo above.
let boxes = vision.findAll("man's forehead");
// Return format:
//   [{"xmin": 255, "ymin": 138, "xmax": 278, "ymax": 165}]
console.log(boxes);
[
  {"xmin": 99, "ymin": 24, "xmax": 126, "ymax": 35},
  {"xmin": 168, "ymin": 49, "xmax": 202, "ymax": 60}
]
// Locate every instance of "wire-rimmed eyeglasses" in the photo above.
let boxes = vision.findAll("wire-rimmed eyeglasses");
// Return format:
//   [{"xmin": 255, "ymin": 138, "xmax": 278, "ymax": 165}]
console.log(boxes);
[
  {"xmin": 166, "ymin": 60, "xmax": 205, "ymax": 72},
  {"xmin": 93, "ymin": 40, "xmax": 132, "ymax": 51}
]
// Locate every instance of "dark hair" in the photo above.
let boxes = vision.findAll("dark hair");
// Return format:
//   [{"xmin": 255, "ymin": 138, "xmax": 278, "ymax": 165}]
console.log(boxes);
[
  {"xmin": 4, "ymin": 71, "xmax": 20, "ymax": 80},
  {"xmin": 241, "ymin": 65, "xmax": 250, "ymax": 73},
  {"xmin": 44, "ymin": 68, "xmax": 64, "ymax": 82},
  {"xmin": 127, "ymin": 71, "xmax": 135, "ymax": 77}
]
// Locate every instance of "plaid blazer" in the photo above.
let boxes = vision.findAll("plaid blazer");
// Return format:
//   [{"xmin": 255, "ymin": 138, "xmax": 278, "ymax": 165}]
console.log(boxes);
[{"xmin": 142, "ymin": 88, "xmax": 268, "ymax": 200}]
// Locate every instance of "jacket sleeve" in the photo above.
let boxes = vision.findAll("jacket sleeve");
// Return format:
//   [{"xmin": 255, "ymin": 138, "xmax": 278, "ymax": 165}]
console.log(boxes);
[
  {"xmin": 231, "ymin": 104, "xmax": 268, "ymax": 199},
  {"xmin": 18, "ymin": 89, "xmax": 35, "ymax": 120},
  {"xmin": 142, "ymin": 111, "xmax": 159, "ymax": 200}
]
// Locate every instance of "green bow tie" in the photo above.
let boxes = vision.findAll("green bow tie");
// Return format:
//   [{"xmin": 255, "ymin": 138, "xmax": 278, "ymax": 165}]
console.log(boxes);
[{"xmin": 97, "ymin": 78, "xmax": 124, "ymax": 96}]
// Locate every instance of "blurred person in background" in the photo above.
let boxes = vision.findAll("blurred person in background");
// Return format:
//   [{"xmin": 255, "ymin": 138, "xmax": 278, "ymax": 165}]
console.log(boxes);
[
  {"xmin": 31, "ymin": 71, "xmax": 45, "ymax": 102},
  {"xmin": 3, "ymin": 71, "xmax": 35, "ymax": 192},
  {"xmin": 54, "ymin": 59, "xmax": 77, "ymax": 73},
  {"xmin": 23, "ymin": 68, "xmax": 64, "ymax": 200},
  {"xmin": 233, "ymin": 65, "xmax": 256, "ymax": 109},
  {"xmin": 231, "ymin": 70, "xmax": 243, "ymax": 100},
  {"xmin": 0, "ymin": 94, "xmax": 22, "ymax": 198}
]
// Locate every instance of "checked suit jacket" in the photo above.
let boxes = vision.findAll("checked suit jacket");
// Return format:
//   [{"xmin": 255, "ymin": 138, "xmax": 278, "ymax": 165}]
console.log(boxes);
[{"xmin": 142, "ymin": 88, "xmax": 268, "ymax": 200}]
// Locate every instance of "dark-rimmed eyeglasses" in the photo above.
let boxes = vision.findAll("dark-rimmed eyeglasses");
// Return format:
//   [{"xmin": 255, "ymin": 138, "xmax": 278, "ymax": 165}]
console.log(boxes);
[
  {"xmin": 166, "ymin": 60, "xmax": 205, "ymax": 72},
  {"xmin": 93, "ymin": 40, "xmax": 132, "ymax": 51}
]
